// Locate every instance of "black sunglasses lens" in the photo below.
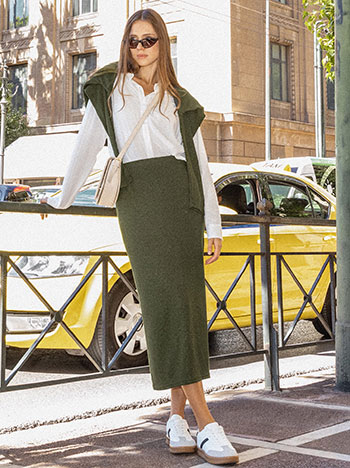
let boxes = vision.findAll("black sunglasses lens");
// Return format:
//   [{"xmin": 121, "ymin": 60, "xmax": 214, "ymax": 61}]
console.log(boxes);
[
  {"xmin": 129, "ymin": 38, "xmax": 139, "ymax": 49},
  {"xmin": 142, "ymin": 37, "xmax": 158, "ymax": 48}
]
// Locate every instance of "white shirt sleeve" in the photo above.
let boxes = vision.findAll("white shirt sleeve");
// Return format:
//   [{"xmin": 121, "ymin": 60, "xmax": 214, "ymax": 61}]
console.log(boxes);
[
  {"xmin": 193, "ymin": 128, "xmax": 223, "ymax": 239},
  {"xmin": 47, "ymin": 100, "xmax": 107, "ymax": 209}
]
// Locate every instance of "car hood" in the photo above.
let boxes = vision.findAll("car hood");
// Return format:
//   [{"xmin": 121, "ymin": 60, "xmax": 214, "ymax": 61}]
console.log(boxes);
[{"xmin": 0, "ymin": 212, "xmax": 126, "ymax": 253}]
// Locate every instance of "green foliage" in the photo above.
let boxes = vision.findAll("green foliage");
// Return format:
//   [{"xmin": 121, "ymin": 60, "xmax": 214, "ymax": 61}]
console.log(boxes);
[
  {"xmin": 0, "ymin": 82, "xmax": 29, "ymax": 148},
  {"xmin": 303, "ymin": 0, "xmax": 335, "ymax": 80},
  {"xmin": 9, "ymin": 15, "xmax": 29, "ymax": 29}
]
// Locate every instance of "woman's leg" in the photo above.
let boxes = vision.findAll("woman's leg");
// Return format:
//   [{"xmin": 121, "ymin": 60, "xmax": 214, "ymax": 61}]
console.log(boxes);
[
  {"xmin": 181, "ymin": 380, "xmax": 239, "ymax": 463},
  {"xmin": 181, "ymin": 380, "xmax": 215, "ymax": 431},
  {"xmin": 170, "ymin": 386, "xmax": 187, "ymax": 418}
]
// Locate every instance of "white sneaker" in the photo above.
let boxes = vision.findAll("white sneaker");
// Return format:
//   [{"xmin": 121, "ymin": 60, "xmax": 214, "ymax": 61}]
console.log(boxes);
[
  {"xmin": 166, "ymin": 414, "xmax": 196, "ymax": 454},
  {"xmin": 197, "ymin": 422, "xmax": 239, "ymax": 465}
]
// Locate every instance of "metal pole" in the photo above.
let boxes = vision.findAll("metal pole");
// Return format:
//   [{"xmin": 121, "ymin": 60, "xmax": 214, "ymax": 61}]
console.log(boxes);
[
  {"xmin": 314, "ymin": 29, "xmax": 320, "ymax": 158},
  {"xmin": 0, "ymin": 255, "xmax": 8, "ymax": 391},
  {"xmin": 336, "ymin": 0, "xmax": 350, "ymax": 392},
  {"xmin": 257, "ymin": 197, "xmax": 280, "ymax": 391},
  {"xmin": 314, "ymin": 25, "xmax": 326, "ymax": 158},
  {"xmin": 265, "ymin": 0, "xmax": 271, "ymax": 161},
  {"xmin": 0, "ymin": 59, "xmax": 8, "ymax": 184}
]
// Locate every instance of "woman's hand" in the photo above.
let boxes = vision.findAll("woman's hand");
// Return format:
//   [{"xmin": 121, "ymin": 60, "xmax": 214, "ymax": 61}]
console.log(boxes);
[
  {"xmin": 205, "ymin": 238, "xmax": 222, "ymax": 265},
  {"xmin": 40, "ymin": 197, "xmax": 48, "ymax": 220}
]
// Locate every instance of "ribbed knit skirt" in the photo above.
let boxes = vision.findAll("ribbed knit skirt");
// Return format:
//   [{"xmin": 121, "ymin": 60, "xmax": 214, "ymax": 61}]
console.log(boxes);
[{"xmin": 116, "ymin": 156, "xmax": 210, "ymax": 390}]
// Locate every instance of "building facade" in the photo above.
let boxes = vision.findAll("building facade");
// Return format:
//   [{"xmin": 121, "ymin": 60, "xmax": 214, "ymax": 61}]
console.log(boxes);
[{"xmin": 0, "ymin": 0, "xmax": 335, "ymax": 170}]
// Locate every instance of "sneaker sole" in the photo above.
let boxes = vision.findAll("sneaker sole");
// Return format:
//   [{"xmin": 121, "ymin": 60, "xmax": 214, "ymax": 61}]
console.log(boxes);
[
  {"xmin": 197, "ymin": 447, "xmax": 239, "ymax": 465},
  {"xmin": 166, "ymin": 436, "xmax": 197, "ymax": 454}
]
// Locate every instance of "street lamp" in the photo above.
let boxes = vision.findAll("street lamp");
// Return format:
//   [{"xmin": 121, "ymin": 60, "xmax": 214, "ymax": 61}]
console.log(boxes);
[
  {"xmin": 0, "ymin": 59, "xmax": 8, "ymax": 184},
  {"xmin": 0, "ymin": 59, "xmax": 17, "ymax": 185},
  {"xmin": 265, "ymin": 0, "xmax": 271, "ymax": 161},
  {"xmin": 314, "ymin": 21, "xmax": 325, "ymax": 158}
]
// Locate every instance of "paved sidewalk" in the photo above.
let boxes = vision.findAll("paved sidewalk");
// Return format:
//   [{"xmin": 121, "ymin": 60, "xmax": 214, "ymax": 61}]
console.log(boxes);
[{"xmin": 0, "ymin": 350, "xmax": 350, "ymax": 467}]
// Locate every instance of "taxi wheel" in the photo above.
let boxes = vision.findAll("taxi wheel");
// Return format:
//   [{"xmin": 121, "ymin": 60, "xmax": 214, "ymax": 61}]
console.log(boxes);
[
  {"xmin": 312, "ymin": 282, "xmax": 336, "ymax": 339},
  {"xmin": 88, "ymin": 271, "xmax": 148, "ymax": 369}
]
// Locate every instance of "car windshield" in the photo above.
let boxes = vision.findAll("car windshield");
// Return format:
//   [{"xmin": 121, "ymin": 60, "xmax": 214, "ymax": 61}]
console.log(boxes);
[
  {"xmin": 32, "ymin": 185, "xmax": 97, "ymax": 206},
  {"xmin": 312, "ymin": 163, "xmax": 336, "ymax": 196}
]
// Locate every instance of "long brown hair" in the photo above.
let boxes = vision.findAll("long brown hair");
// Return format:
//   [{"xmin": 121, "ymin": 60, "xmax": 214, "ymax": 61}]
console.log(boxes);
[{"xmin": 108, "ymin": 8, "xmax": 181, "ymax": 113}]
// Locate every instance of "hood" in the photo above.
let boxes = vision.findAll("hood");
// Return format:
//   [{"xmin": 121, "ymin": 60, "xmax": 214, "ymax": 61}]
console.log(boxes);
[{"xmin": 0, "ymin": 211, "xmax": 126, "ymax": 253}]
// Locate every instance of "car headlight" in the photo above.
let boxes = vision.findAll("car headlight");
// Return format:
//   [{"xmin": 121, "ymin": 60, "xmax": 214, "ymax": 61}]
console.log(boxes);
[
  {"xmin": 6, "ymin": 314, "xmax": 52, "ymax": 332},
  {"xmin": 8, "ymin": 255, "xmax": 90, "ymax": 279}
]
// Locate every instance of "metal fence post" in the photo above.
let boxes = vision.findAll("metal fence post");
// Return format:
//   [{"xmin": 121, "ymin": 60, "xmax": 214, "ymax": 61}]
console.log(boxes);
[
  {"xmin": 0, "ymin": 255, "xmax": 7, "ymax": 391},
  {"xmin": 259, "ymin": 207, "xmax": 280, "ymax": 391},
  {"xmin": 101, "ymin": 256, "xmax": 108, "ymax": 372}
]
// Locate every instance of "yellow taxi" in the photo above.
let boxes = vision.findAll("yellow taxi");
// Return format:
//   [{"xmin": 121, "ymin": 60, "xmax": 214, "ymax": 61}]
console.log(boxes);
[{"xmin": 3, "ymin": 164, "xmax": 336, "ymax": 367}]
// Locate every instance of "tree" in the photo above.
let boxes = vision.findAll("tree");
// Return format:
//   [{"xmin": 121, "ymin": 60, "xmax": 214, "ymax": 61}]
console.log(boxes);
[
  {"xmin": 0, "ymin": 81, "xmax": 29, "ymax": 148},
  {"xmin": 303, "ymin": 0, "xmax": 335, "ymax": 80}
]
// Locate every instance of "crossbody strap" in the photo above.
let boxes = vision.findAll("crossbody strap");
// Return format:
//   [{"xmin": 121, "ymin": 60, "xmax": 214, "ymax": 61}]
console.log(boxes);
[{"xmin": 116, "ymin": 93, "xmax": 158, "ymax": 162}]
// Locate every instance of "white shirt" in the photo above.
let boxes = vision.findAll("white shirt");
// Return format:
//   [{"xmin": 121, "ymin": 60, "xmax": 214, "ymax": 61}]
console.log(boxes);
[
  {"xmin": 113, "ymin": 74, "xmax": 186, "ymax": 163},
  {"xmin": 48, "ymin": 74, "xmax": 222, "ymax": 239}
]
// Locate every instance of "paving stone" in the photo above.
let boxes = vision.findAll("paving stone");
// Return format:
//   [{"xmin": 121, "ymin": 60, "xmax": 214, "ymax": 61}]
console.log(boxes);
[
  {"xmin": 303, "ymin": 431, "xmax": 350, "ymax": 456},
  {"xmin": 3, "ymin": 437, "xmax": 199, "ymax": 468},
  {"xmin": 241, "ymin": 451, "xmax": 350, "ymax": 468},
  {"xmin": 195, "ymin": 396, "xmax": 348, "ymax": 442}
]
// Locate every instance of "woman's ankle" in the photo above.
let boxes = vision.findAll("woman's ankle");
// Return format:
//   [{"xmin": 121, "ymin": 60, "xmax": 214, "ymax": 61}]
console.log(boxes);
[
  {"xmin": 170, "ymin": 411, "xmax": 185, "ymax": 418},
  {"xmin": 197, "ymin": 415, "xmax": 215, "ymax": 432}
]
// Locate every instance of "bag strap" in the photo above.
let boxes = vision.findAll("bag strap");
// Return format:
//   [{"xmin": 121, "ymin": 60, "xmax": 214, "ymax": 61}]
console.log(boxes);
[{"xmin": 116, "ymin": 93, "xmax": 158, "ymax": 162}]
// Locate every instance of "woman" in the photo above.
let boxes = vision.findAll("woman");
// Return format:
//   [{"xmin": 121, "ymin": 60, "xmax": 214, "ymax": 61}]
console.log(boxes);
[{"xmin": 45, "ymin": 8, "xmax": 238, "ymax": 466}]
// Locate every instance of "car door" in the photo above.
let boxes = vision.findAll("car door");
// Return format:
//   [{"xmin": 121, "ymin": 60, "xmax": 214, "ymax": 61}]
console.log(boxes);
[
  {"xmin": 204, "ymin": 173, "xmax": 262, "ymax": 331},
  {"xmin": 261, "ymin": 173, "xmax": 335, "ymax": 322}
]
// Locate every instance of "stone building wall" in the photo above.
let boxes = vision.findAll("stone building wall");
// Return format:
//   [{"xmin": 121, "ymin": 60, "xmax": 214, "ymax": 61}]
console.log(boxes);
[
  {"xmin": 202, "ymin": 0, "xmax": 335, "ymax": 164},
  {"xmin": 0, "ymin": 0, "xmax": 336, "ymax": 167}
]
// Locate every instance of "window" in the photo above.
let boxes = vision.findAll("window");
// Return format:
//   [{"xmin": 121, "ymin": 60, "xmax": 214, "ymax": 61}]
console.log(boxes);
[
  {"xmin": 217, "ymin": 179, "xmax": 257, "ymax": 215},
  {"xmin": 72, "ymin": 53, "xmax": 96, "ymax": 109},
  {"xmin": 308, "ymin": 188, "xmax": 330, "ymax": 219},
  {"xmin": 8, "ymin": 64, "xmax": 28, "ymax": 113},
  {"xmin": 170, "ymin": 36, "xmax": 177, "ymax": 74},
  {"xmin": 7, "ymin": 0, "xmax": 28, "ymax": 29},
  {"xmin": 271, "ymin": 43, "xmax": 289, "ymax": 101},
  {"xmin": 274, "ymin": 0, "xmax": 287, "ymax": 3},
  {"xmin": 327, "ymin": 78, "xmax": 335, "ymax": 111},
  {"xmin": 267, "ymin": 178, "xmax": 330, "ymax": 218},
  {"xmin": 73, "ymin": 0, "xmax": 98, "ymax": 16}
]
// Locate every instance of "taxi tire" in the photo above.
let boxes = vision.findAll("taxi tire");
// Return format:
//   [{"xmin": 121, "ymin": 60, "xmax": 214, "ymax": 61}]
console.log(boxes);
[
  {"xmin": 312, "ymin": 282, "xmax": 336, "ymax": 339},
  {"xmin": 87, "ymin": 271, "xmax": 148, "ymax": 369}
]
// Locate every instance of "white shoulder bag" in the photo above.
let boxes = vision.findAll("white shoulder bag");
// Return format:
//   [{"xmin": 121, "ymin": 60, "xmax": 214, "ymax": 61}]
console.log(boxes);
[{"xmin": 95, "ymin": 94, "xmax": 158, "ymax": 207}]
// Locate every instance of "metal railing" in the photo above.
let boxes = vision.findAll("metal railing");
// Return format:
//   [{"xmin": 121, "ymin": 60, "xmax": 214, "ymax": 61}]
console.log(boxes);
[{"xmin": 0, "ymin": 201, "xmax": 336, "ymax": 392}]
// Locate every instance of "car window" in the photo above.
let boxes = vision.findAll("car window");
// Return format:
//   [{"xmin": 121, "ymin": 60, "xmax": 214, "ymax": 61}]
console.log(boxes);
[
  {"xmin": 266, "ymin": 178, "xmax": 330, "ymax": 219},
  {"xmin": 217, "ymin": 179, "xmax": 257, "ymax": 215},
  {"xmin": 267, "ymin": 180, "xmax": 312, "ymax": 217},
  {"xmin": 308, "ymin": 188, "xmax": 330, "ymax": 219}
]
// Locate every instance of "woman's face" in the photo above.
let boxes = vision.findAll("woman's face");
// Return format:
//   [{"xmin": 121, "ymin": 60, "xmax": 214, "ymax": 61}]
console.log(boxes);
[{"xmin": 129, "ymin": 20, "xmax": 159, "ymax": 70}]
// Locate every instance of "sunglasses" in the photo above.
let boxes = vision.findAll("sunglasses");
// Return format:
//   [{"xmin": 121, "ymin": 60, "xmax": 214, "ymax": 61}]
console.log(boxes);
[{"xmin": 128, "ymin": 37, "xmax": 159, "ymax": 49}]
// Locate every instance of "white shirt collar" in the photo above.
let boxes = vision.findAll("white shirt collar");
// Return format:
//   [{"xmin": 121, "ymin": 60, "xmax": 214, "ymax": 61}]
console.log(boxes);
[{"xmin": 126, "ymin": 73, "xmax": 159, "ymax": 93}]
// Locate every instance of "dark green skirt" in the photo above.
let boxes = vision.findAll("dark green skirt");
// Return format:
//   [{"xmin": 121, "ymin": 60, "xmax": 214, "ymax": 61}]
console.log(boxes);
[{"xmin": 116, "ymin": 156, "xmax": 210, "ymax": 390}]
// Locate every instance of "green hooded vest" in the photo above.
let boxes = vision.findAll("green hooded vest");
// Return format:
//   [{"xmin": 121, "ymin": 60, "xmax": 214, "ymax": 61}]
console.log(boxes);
[{"xmin": 83, "ymin": 61, "xmax": 205, "ymax": 214}]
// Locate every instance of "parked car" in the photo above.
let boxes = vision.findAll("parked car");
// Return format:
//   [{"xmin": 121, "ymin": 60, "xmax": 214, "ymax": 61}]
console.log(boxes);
[
  {"xmin": 0, "ymin": 184, "xmax": 33, "ymax": 202},
  {"xmin": 3, "ymin": 164, "xmax": 336, "ymax": 367},
  {"xmin": 251, "ymin": 157, "xmax": 336, "ymax": 196}
]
